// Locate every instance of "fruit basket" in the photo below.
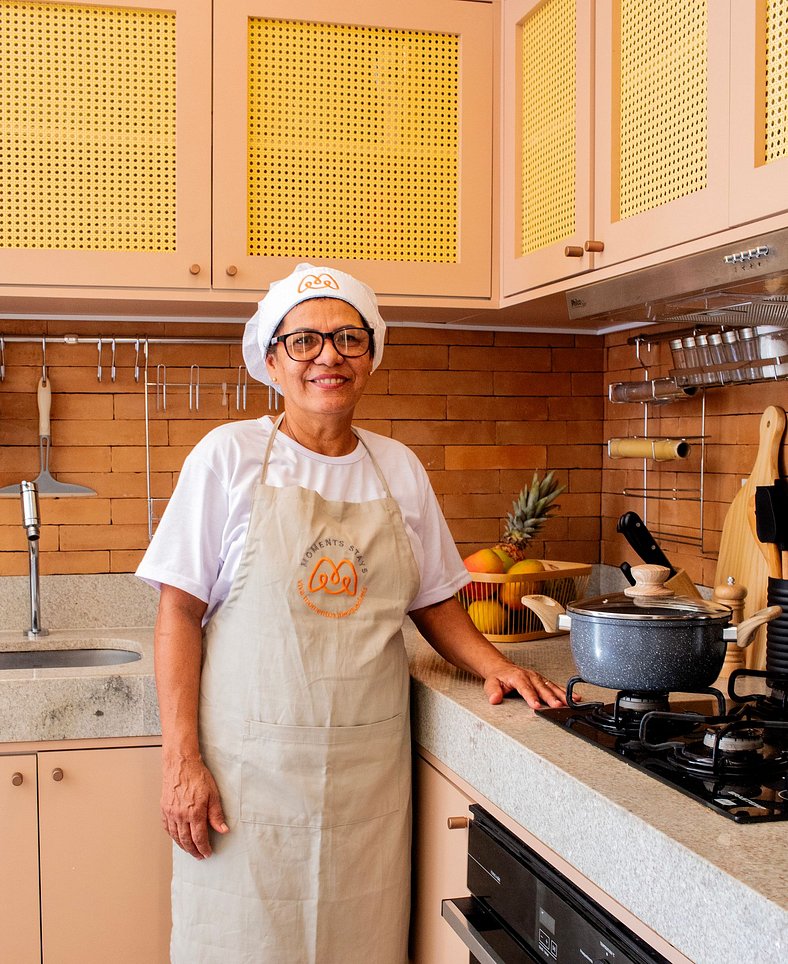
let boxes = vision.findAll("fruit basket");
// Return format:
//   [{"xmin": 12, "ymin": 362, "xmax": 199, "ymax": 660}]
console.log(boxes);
[{"xmin": 456, "ymin": 561, "xmax": 592, "ymax": 643}]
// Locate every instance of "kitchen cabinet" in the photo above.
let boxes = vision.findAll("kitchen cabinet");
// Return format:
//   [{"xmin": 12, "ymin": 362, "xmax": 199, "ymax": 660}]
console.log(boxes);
[
  {"xmin": 504, "ymin": 0, "xmax": 788, "ymax": 296},
  {"xmin": 501, "ymin": 0, "xmax": 595, "ymax": 297},
  {"xmin": 0, "ymin": 743, "xmax": 171, "ymax": 964},
  {"xmin": 213, "ymin": 0, "xmax": 494, "ymax": 300},
  {"xmin": 1, "ymin": 0, "xmax": 492, "ymax": 304},
  {"xmin": 410, "ymin": 752, "xmax": 474, "ymax": 964},
  {"xmin": 0, "ymin": 754, "xmax": 40, "ymax": 964},
  {"xmin": 0, "ymin": 0, "xmax": 212, "ymax": 290}
]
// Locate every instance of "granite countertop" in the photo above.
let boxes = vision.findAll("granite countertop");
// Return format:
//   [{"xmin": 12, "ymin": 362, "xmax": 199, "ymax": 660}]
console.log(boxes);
[
  {"xmin": 404, "ymin": 622, "xmax": 787, "ymax": 964},
  {"xmin": 1, "ymin": 590, "xmax": 786, "ymax": 963}
]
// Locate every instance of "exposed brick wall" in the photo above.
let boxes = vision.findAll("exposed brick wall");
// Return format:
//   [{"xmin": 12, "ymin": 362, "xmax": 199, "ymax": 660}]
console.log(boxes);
[
  {"xmin": 602, "ymin": 329, "xmax": 788, "ymax": 589},
  {"xmin": 0, "ymin": 320, "xmax": 604, "ymax": 576}
]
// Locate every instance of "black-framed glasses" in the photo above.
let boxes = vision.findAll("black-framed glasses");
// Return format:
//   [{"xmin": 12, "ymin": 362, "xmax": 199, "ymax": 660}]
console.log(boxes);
[{"xmin": 269, "ymin": 326, "xmax": 373, "ymax": 362}]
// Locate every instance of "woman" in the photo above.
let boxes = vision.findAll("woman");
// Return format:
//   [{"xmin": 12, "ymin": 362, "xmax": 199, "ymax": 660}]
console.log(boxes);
[{"xmin": 137, "ymin": 263, "xmax": 566, "ymax": 963}]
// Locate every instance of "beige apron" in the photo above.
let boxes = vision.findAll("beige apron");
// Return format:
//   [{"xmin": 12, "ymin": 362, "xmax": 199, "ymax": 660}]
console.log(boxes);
[{"xmin": 170, "ymin": 414, "xmax": 420, "ymax": 964}]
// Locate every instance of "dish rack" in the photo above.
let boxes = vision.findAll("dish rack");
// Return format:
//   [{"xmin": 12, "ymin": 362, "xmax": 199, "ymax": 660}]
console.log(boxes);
[{"xmin": 456, "ymin": 561, "xmax": 591, "ymax": 643}]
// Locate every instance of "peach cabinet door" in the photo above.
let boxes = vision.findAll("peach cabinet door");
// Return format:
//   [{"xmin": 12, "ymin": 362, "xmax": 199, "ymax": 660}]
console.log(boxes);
[
  {"xmin": 38, "ymin": 746, "xmax": 172, "ymax": 964},
  {"xmin": 593, "ymin": 0, "xmax": 731, "ymax": 269},
  {"xmin": 502, "ymin": 0, "xmax": 596, "ymax": 297},
  {"xmin": 410, "ymin": 754, "xmax": 475, "ymax": 964},
  {"xmin": 213, "ymin": 0, "xmax": 493, "ymax": 300},
  {"xmin": 0, "ymin": 0, "xmax": 212, "ymax": 290},
  {"xmin": 0, "ymin": 755, "xmax": 41, "ymax": 964},
  {"xmin": 729, "ymin": 0, "xmax": 788, "ymax": 227}
]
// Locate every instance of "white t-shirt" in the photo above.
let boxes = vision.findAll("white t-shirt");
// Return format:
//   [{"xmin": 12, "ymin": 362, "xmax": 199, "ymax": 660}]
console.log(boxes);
[{"xmin": 136, "ymin": 416, "xmax": 470, "ymax": 621}]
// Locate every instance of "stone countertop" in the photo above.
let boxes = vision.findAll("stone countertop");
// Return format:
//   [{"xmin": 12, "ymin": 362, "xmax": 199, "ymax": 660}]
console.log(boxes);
[
  {"xmin": 2, "ymin": 611, "xmax": 786, "ymax": 963},
  {"xmin": 0, "ymin": 627, "xmax": 160, "ymax": 742},
  {"xmin": 404, "ymin": 622, "xmax": 787, "ymax": 964}
]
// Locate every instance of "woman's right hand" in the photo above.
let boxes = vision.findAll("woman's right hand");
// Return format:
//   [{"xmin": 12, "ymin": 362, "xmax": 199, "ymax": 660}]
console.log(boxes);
[{"xmin": 161, "ymin": 754, "xmax": 229, "ymax": 859}]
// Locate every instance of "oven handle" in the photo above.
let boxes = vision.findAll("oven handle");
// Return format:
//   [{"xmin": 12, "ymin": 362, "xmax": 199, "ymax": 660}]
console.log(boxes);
[{"xmin": 442, "ymin": 897, "xmax": 542, "ymax": 964}]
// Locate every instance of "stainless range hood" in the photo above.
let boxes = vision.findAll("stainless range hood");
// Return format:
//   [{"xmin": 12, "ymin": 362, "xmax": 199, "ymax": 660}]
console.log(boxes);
[{"xmin": 565, "ymin": 226, "xmax": 788, "ymax": 330}]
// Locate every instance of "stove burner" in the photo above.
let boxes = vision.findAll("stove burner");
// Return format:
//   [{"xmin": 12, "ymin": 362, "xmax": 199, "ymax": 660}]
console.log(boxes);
[
  {"xmin": 729, "ymin": 668, "xmax": 788, "ymax": 720},
  {"xmin": 618, "ymin": 693, "xmax": 669, "ymax": 714},
  {"xmin": 703, "ymin": 727, "xmax": 764, "ymax": 754}
]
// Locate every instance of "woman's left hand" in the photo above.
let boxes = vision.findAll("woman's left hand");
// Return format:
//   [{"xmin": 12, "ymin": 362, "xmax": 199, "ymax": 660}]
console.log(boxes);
[{"xmin": 483, "ymin": 666, "xmax": 566, "ymax": 709}]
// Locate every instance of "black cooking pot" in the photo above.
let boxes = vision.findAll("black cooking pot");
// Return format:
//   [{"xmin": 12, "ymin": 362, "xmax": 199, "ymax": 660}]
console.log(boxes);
[{"xmin": 522, "ymin": 565, "xmax": 782, "ymax": 692}]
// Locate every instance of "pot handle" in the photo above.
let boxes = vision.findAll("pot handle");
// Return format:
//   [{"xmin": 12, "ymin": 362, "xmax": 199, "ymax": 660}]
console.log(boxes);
[
  {"xmin": 723, "ymin": 605, "xmax": 783, "ymax": 649},
  {"xmin": 519, "ymin": 594, "xmax": 566, "ymax": 634}
]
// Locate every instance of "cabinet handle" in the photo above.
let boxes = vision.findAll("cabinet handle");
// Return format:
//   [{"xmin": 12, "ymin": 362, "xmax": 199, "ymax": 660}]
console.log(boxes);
[
  {"xmin": 584, "ymin": 240, "xmax": 605, "ymax": 253},
  {"xmin": 52, "ymin": 767, "xmax": 64, "ymax": 782},
  {"xmin": 447, "ymin": 816, "xmax": 468, "ymax": 830},
  {"xmin": 564, "ymin": 246, "xmax": 585, "ymax": 258},
  {"xmin": 226, "ymin": 265, "xmax": 238, "ymax": 277},
  {"xmin": 189, "ymin": 264, "xmax": 202, "ymax": 276},
  {"xmin": 11, "ymin": 772, "xmax": 23, "ymax": 786}
]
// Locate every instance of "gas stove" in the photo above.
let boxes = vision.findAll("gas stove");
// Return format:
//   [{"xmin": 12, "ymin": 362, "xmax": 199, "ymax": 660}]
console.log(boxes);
[{"xmin": 537, "ymin": 669, "xmax": 788, "ymax": 823}]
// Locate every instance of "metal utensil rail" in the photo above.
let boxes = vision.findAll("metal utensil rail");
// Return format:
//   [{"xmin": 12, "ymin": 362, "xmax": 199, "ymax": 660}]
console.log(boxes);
[{"xmin": 0, "ymin": 334, "xmax": 280, "ymax": 539}]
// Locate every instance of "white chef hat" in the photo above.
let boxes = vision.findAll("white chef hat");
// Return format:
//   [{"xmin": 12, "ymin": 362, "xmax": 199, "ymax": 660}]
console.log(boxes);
[{"xmin": 243, "ymin": 263, "xmax": 386, "ymax": 391}]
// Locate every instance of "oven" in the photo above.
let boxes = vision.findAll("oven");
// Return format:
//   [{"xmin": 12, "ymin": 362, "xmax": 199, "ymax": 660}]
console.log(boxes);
[{"xmin": 442, "ymin": 805, "xmax": 669, "ymax": 964}]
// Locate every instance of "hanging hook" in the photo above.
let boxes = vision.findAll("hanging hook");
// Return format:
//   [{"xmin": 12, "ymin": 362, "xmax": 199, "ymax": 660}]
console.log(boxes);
[
  {"xmin": 236, "ymin": 366, "xmax": 247, "ymax": 412},
  {"xmin": 97, "ymin": 338, "xmax": 103, "ymax": 382},
  {"xmin": 41, "ymin": 337, "xmax": 47, "ymax": 385},
  {"xmin": 110, "ymin": 338, "xmax": 117, "ymax": 383},
  {"xmin": 0, "ymin": 336, "xmax": 5, "ymax": 382},
  {"xmin": 189, "ymin": 365, "xmax": 200, "ymax": 412},
  {"xmin": 133, "ymin": 339, "xmax": 141, "ymax": 383},
  {"xmin": 156, "ymin": 364, "xmax": 167, "ymax": 411}
]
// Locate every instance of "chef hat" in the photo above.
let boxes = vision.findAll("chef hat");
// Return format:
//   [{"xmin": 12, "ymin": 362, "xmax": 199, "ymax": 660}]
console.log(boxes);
[{"xmin": 243, "ymin": 263, "xmax": 386, "ymax": 390}]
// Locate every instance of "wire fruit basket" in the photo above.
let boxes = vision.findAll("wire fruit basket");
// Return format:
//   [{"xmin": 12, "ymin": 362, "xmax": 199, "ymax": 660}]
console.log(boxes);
[{"xmin": 456, "ymin": 561, "xmax": 592, "ymax": 643}]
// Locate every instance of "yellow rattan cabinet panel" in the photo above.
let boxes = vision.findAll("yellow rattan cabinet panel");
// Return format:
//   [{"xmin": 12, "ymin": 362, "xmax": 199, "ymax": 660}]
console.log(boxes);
[
  {"xmin": 614, "ymin": 0, "xmax": 708, "ymax": 222},
  {"xmin": 759, "ymin": 0, "xmax": 788, "ymax": 166},
  {"xmin": 0, "ymin": 0, "xmax": 212, "ymax": 291},
  {"xmin": 519, "ymin": 0, "xmax": 576, "ymax": 256},
  {"xmin": 248, "ymin": 18, "xmax": 458, "ymax": 265},
  {"xmin": 0, "ymin": 2, "xmax": 176, "ymax": 253},
  {"xmin": 213, "ymin": 0, "xmax": 493, "ymax": 299}
]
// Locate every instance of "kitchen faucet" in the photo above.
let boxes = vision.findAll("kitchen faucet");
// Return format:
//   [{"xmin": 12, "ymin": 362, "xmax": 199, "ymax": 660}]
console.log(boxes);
[{"xmin": 20, "ymin": 480, "xmax": 48, "ymax": 639}]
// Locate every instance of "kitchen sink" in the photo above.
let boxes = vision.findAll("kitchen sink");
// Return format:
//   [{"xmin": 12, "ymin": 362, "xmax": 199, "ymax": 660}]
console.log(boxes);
[{"xmin": 0, "ymin": 647, "xmax": 141, "ymax": 670}]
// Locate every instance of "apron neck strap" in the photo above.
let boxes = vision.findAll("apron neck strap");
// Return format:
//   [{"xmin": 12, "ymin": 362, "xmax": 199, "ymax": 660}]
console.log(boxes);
[{"xmin": 261, "ymin": 413, "xmax": 394, "ymax": 499}]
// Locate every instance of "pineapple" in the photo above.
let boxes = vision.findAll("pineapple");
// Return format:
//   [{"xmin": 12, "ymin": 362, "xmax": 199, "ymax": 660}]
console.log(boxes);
[{"xmin": 494, "ymin": 470, "xmax": 566, "ymax": 563}]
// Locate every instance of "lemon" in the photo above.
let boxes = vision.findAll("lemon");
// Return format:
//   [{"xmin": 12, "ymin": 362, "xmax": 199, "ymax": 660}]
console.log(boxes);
[
  {"xmin": 468, "ymin": 599, "xmax": 506, "ymax": 634},
  {"xmin": 500, "ymin": 559, "xmax": 546, "ymax": 610}
]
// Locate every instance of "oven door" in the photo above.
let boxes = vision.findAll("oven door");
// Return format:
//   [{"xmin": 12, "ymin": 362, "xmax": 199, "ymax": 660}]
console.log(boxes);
[{"xmin": 442, "ymin": 896, "xmax": 543, "ymax": 964}]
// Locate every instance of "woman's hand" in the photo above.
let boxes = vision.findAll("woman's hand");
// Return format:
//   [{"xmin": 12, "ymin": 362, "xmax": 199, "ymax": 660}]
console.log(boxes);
[
  {"xmin": 410, "ymin": 596, "xmax": 569, "ymax": 709},
  {"xmin": 161, "ymin": 754, "xmax": 228, "ymax": 859},
  {"xmin": 483, "ymin": 666, "xmax": 566, "ymax": 708}
]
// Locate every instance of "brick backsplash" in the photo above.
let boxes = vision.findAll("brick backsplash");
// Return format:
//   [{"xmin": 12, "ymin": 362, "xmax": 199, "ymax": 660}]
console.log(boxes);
[
  {"xmin": 5, "ymin": 319, "xmax": 784, "ymax": 586},
  {"xmin": 0, "ymin": 320, "xmax": 604, "ymax": 576}
]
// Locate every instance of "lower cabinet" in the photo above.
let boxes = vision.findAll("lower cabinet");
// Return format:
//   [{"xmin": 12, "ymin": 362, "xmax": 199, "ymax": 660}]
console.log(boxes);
[
  {"xmin": 410, "ymin": 752, "xmax": 475, "ymax": 964},
  {"xmin": 1, "ymin": 744, "xmax": 171, "ymax": 964}
]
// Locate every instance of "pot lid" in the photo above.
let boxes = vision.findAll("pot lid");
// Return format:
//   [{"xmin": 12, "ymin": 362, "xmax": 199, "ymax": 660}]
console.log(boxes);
[{"xmin": 568, "ymin": 592, "xmax": 732, "ymax": 622}]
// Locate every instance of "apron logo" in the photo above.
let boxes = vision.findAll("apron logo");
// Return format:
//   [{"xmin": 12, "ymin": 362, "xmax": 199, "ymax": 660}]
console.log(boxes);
[
  {"xmin": 297, "ymin": 540, "xmax": 368, "ymax": 618},
  {"xmin": 297, "ymin": 273, "xmax": 340, "ymax": 294},
  {"xmin": 308, "ymin": 557, "xmax": 358, "ymax": 596}
]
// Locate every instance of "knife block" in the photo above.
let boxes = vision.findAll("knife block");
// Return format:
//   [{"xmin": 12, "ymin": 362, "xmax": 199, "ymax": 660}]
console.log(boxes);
[{"xmin": 766, "ymin": 577, "xmax": 788, "ymax": 678}]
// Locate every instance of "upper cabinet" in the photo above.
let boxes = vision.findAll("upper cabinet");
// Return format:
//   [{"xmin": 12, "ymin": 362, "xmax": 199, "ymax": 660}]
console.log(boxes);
[
  {"xmin": 728, "ymin": 0, "xmax": 788, "ymax": 227},
  {"xmin": 0, "ymin": 0, "xmax": 213, "ymax": 289},
  {"xmin": 213, "ymin": 0, "xmax": 494, "ymax": 299},
  {"xmin": 0, "ymin": 0, "xmax": 493, "ymax": 302},
  {"xmin": 502, "ymin": 0, "xmax": 595, "ymax": 297},
  {"xmin": 503, "ymin": 0, "xmax": 788, "ymax": 296}
]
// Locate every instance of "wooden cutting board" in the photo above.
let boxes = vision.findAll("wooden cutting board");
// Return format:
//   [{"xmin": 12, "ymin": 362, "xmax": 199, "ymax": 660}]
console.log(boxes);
[{"xmin": 715, "ymin": 405, "xmax": 786, "ymax": 670}]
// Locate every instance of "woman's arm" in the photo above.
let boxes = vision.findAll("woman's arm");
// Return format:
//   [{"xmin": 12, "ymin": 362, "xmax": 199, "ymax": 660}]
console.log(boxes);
[
  {"xmin": 409, "ymin": 596, "xmax": 566, "ymax": 709},
  {"xmin": 155, "ymin": 584, "xmax": 228, "ymax": 859}
]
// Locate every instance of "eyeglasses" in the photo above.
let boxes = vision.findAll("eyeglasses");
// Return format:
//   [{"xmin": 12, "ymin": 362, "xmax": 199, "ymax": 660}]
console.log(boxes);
[{"xmin": 269, "ymin": 326, "xmax": 373, "ymax": 362}]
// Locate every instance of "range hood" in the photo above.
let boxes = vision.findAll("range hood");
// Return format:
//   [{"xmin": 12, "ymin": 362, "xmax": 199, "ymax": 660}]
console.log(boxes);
[{"xmin": 565, "ymin": 225, "xmax": 788, "ymax": 330}]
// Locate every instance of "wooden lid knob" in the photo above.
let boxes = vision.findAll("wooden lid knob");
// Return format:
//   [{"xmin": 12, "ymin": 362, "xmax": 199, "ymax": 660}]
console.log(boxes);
[{"xmin": 624, "ymin": 564, "xmax": 674, "ymax": 597}]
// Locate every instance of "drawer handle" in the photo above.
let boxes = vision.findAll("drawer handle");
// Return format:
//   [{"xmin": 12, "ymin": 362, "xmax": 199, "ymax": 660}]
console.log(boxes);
[
  {"xmin": 52, "ymin": 767, "xmax": 64, "ymax": 782},
  {"xmin": 189, "ymin": 263, "xmax": 202, "ymax": 276},
  {"xmin": 584, "ymin": 239, "xmax": 605, "ymax": 252},
  {"xmin": 12, "ymin": 771, "xmax": 23, "ymax": 786},
  {"xmin": 564, "ymin": 245, "xmax": 585, "ymax": 258},
  {"xmin": 447, "ymin": 816, "xmax": 468, "ymax": 830},
  {"xmin": 226, "ymin": 264, "xmax": 238, "ymax": 277}
]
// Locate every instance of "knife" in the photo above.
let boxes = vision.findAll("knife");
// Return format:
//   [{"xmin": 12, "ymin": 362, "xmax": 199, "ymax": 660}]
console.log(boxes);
[{"xmin": 616, "ymin": 512, "xmax": 677, "ymax": 577}]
